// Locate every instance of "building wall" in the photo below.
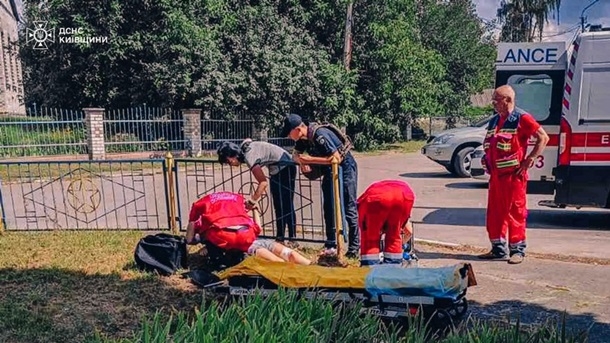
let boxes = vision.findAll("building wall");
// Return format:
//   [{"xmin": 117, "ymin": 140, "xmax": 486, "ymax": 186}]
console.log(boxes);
[{"xmin": 0, "ymin": 0, "xmax": 25, "ymax": 115}]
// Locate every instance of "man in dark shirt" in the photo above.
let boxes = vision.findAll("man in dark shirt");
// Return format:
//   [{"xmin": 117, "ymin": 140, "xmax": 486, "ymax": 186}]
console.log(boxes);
[{"xmin": 281, "ymin": 113, "xmax": 360, "ymax": 258}]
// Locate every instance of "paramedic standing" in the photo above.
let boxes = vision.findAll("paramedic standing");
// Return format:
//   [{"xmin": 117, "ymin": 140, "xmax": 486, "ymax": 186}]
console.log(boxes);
[
  {"xmin": 216, "ymin": 139, "xmax": 299, "ymax": 247},
  {"xmin": 358, "ymin": 180, "xmax": 415, "ymax": 267},
  {"xmin": 479, "ymin": 85, "xmax": 549, "ymax": 264},
  {"xmin": 282, "ymin": 113, "xmax": 360, "ymax": 258}
]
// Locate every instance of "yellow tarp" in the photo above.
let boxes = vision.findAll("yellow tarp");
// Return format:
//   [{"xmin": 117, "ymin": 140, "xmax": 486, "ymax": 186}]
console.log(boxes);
[{"xmin": 216, "ymin": 256, "xmax": 371, "ymax": 289}]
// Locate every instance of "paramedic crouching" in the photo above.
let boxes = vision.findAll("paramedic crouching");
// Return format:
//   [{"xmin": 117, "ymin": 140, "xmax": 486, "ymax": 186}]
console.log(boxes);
[
  {"xmin": 480, "ymin": 85, "xmax": 548, "ymax": 264},
  {"xmin": 358, "ymin": 180, "xmax": 415, "ymax": 266},
  {"xmin": 282, "ymin": 114, "xmax": 360, "ymax": 258},
  {"xmin": 185, "ymin": 191, "xmax": 311, "ymax": 265}
]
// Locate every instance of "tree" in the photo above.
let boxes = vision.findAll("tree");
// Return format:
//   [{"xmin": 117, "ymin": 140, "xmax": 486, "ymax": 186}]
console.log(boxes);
[
  {"xmin": 417, "ymin": 0, "xmax": 496, "ymax": 117},
  {"xmin": 496, "ymin": 0, "xmax": 562, "ymax": 42}
]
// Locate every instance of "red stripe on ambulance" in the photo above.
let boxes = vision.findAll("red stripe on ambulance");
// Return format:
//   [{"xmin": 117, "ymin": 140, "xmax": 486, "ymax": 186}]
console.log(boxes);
[
  {"xmin": 570, "ymin": 153, "xmax": 610, "ymax": 162},
  {"xmin": 570, "ymin": 133, "xmax": 610, "ymax": 147}
]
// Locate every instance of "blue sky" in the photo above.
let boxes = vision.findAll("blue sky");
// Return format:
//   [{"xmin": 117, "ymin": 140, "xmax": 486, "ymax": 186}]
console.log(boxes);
[{"xmin": 474, "ymin": 0, "xmax": 610, "ymax": 42}]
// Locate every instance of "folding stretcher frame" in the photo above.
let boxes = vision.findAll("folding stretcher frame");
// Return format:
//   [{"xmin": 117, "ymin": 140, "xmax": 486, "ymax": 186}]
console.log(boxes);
[{"xmin": 200, "ymin": 265, "xmax": 473, "ymax": 326}]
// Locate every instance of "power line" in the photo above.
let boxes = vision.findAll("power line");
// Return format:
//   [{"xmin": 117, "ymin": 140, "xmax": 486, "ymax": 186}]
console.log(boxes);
[
  {"xmin": 580, "ymin": 0, "xmax": 601, "ymax": 31},
  {"xmin": 541, "ymin": 23, "xmax": 580, "ymax": 41}
]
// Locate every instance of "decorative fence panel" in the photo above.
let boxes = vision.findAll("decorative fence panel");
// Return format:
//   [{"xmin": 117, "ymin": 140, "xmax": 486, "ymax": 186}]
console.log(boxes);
[{"xmin": 0, "ymin": 157, "xmax": 332, "ymax": 246}]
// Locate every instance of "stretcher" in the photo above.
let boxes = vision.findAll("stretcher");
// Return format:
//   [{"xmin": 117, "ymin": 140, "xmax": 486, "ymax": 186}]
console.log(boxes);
[{"xmin": 188, "ymin": 256, "xmax": 477, "ymax": 326}]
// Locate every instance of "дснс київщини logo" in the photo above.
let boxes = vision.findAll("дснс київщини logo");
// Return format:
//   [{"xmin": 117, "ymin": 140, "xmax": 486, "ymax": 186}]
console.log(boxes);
[
  {"xmin": 25, "ymin": 21, "xmax": 109, "ymax": 50},
  {"xmin": 26, "ymin": 21, "xmax": 55, "ymax": 50}
]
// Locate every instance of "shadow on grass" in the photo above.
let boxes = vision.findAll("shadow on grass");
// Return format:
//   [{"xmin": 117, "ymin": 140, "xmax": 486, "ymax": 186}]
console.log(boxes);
[
  {"xmin": 0, "ymin": 264, "xmax": 606, "ymax": 343},
  {"xmin": 0, "ymin": 266, "xmax": 202, "ymax": 343}
]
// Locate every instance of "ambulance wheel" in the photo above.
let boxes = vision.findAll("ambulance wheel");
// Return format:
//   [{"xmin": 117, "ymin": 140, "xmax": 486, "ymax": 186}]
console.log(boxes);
[
  {"xmin": 453, "ymin": 146, "xmax": 475, "ymax": 178},
  {"xmin": 430, "ymin": 309, "xmax": 455, "ymax": 332},
  {"xmin": 448, "ymin": 298, "xmax": 468, "ymax": 319}
]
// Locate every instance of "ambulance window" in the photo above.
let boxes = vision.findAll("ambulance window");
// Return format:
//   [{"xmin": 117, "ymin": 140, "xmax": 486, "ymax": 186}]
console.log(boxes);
[
  {"xmin": 507, "ymin": 74, "xmax": 553, "ymax": 121},
  {"xmin": 581, "ymin": 67, "xmax": 610, "ymax": 121}
]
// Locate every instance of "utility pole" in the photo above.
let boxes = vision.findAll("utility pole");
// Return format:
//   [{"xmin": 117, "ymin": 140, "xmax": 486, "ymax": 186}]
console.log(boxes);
[
  {"xmin": 580, "ymin": 0, "xmax": 600, "ymax": 32},
  {"xmin": 343, "ymin": 1, "xmax": 354, "ymax": 71}
]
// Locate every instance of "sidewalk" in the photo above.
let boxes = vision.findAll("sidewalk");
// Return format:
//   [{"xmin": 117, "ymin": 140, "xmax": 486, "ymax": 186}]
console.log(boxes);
[
  {"xmin": 414, "ymin": 243, "xmax": 610, "ymax": 343},
  {"xmin": 355, "ymin": 152, "xmax": 610, "ymax": 261}
]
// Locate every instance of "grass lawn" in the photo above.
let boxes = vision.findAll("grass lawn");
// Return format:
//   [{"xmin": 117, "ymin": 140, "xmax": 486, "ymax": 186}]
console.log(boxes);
[
  {"xmin": 0, "ymin": 230, "xmax": 587, "ymax": 343},
  {"xmin": 0, "ymin": 230, "xmax": 202, "ymax": 343}
]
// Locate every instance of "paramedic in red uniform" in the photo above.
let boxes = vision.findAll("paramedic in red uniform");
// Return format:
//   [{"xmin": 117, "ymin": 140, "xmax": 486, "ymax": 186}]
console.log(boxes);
[
  {"xmin": 479, "ymin": 85, "xmax": 549, "ymax": 264},
  {"xmin": 185, "ymin": 192, "xmax": 260, "ymax": 253},
  {"xmin": 358, "ymin": 180, "xmax": 415, "ymax": 266},
  {"xmin": 185, "ymin": 191, "xmax": 311, "ymax": 265}
]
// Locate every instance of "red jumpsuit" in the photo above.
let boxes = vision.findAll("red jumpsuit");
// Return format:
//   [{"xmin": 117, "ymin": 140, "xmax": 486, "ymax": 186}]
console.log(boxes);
[
  {"xmin": 357, "ymin": 180, "xmax": 415, "ymax": 266},
  {"xmin": 483, "ymin": 110, "xmax": 540, "ymax": 257},
  {"xmin": 189, "ymin": 192, "xmax": 261, "ymax": 252}
]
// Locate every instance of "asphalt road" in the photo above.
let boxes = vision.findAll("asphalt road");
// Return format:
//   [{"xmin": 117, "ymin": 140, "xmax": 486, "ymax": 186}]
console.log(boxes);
[{"xmin": 353, "ymin": 152, "xmax": 610, "ymax": 260}]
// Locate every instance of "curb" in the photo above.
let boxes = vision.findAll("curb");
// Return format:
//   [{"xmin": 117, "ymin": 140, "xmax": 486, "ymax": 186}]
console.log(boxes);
[{"xmin": 414, "ymin": 238, "xmax": 462, "ymax": 248}]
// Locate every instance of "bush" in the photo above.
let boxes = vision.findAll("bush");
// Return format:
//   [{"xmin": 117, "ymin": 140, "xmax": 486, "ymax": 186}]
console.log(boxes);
[{"xmin": 94, "ymin": 288, "xmax": 588, "ymax": 343}]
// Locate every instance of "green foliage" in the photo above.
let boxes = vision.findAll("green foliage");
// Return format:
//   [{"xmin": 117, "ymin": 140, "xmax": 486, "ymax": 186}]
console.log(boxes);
[
  {"xmin": 418, "ymin": 0, "xmax": 496, "ymax": 113},
  {"xmin": 497, "ymin": 0, "xmax": 562, "ymax": 42},
  {"xmin": 19, "ymin": 0, "xmax": 496, "ymax": 150},
  {"xmin": 93, "ymin": 288, "xmax": 588, "ymax": 343},
  {"xmin": 464, "ymin": 105, "xmax": 494, "ymax": 119}
]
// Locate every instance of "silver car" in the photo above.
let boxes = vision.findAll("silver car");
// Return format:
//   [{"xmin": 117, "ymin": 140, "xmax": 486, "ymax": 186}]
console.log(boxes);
[
  {"xmin": 470, "ymin": 145, "xmax": 489, "ymax": 180},
  {"xmin": 421, "ymin": 116, "xmax": 492, "ymax": 178}
]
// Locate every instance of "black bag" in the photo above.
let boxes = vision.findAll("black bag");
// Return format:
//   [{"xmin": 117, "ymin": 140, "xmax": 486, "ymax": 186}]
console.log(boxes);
[{"xmin": 134, "ymin": 233, "xmax": 188, "ymax": 276}]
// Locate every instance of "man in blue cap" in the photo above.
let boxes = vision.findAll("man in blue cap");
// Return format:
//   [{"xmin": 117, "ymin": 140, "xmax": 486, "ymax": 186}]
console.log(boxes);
[{"xmin": 281, "ymin": 113, "xmax": 360, "ymax": 258}]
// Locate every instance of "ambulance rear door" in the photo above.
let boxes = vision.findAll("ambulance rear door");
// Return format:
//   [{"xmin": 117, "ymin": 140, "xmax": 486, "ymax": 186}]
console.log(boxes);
[{"xmin": 494, "ymin": 42, "xmax": 568, "ymax": 195}]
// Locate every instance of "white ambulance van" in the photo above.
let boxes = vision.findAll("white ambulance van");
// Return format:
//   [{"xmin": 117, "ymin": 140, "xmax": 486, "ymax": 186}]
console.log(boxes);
[{"xmin": 493, "ymin": 26, "xmax": 610, "ymax": 210}]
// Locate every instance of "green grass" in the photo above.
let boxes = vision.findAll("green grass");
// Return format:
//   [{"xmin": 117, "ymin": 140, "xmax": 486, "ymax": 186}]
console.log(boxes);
[
  {"xmin": 355, "ymin": 140, "xmax": 426, "ymax": 156},
  {"xmin": 0, "ymin": 124, "xmax": 87, "ymax": 157},
  {"xmin": 0, "ymin": 231, "xmax": 590, "ymax": 343},
  {"xmin": 0, "ymin": 231, "xmax": 203, "ymax": 343}
]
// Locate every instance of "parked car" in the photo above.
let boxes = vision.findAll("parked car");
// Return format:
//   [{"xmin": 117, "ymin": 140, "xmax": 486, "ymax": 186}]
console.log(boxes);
[
  {"xmin": 421, "ymin": 116, "xmax": 492, "ymax": 178},
  {"xmin": 470, "ymin": 145, "xmax": 489, "ymax": 181}
]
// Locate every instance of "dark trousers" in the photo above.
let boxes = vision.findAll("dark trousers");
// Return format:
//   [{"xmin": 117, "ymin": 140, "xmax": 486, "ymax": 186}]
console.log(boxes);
[
  {"xmin": 269, "ymin": 164, "xmax": 297, "ymax": 240},
  {"xmin": 321, "ymin": 155, "xmax": 359, "ymax": 253}
]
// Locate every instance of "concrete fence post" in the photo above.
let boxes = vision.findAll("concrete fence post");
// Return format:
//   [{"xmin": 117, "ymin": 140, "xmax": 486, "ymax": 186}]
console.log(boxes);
[
  {"xmin": 83, "ymin": 108, "xmax": 106, "ymax": 160},
  {"xmin": 183, "ymin": 108, "xmax": 202, "ymax": 156}
]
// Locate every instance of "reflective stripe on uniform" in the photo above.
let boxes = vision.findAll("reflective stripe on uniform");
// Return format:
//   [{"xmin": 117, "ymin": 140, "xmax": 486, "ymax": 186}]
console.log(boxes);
[
  {"xmin": 497, "ymin": 142, "xmax": 511, "ymax": 151},
  {"xmin": 496, "ymin": 159, "xmax": 519, "ymax": 168},
  {"xmin": 383, "ymin": 252, "xmax": 403, "ymax": 260},
  {"xmin": 498, "ymin": 129, "xmax": 517, "ymax": 134}
]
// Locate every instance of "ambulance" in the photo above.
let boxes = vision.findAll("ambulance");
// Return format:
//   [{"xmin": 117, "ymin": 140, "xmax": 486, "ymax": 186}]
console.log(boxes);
[{"xmin": 492, "ymin": 25, "xmax": 610, "ymax": 210}]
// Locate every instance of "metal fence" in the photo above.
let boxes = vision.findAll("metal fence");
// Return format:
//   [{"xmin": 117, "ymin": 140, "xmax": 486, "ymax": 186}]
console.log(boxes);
[
  {"xmin": 0, "ymin": 159, "xmax": 169, "ymax": 230},
  {"xmin": 104, "ymin": 106, "xmax": 186, "ymax": 153},
  {"xmin": 0, "ymin": 107, "xmax": 87, "ymax": 158},
  {"xmin": 200, "ymin": 118, "xmax": 256, "ymax": 151},
  {"xmin": 416, "ymin": 115, "xmax": 490, "ymax": 139},
  {"xmin": 172, "ymin": 159, "xmax": 325, "ymax": 242},
  {"xmin": 0, "ymin": 157, "xmax": 331, "ymax": 244},
  {"xmin": 1, "ymin": 104, "xmax": 487, "ymax": 159}
]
